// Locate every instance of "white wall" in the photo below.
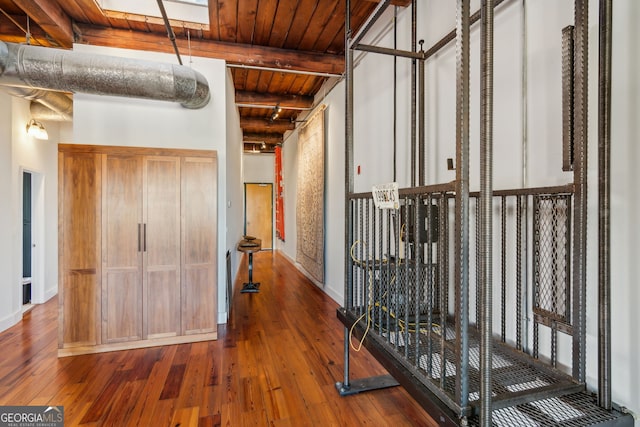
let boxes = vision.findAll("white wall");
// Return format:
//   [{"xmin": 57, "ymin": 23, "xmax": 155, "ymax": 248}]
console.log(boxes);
[
  {"xmin": 278, "ymin": 132, "xmax": 299, "ymax": 260},
  {"xmin": 0, "ymin": 91, "xmax": 17, "ymax": 331},
  {"xmin": 602, "ymin": 0, "xmax": 639, "ymax": 413},
  {"xmin": 0, "ymin": 92, "xmax": 60, "ymax": 332},
  {"xmin": 225, "ymin": 68, "xmax": 244, "ymax": 317},
  {"xmin": 12, "ymin": 98, "xmax": 60, "ymax": 305},
  {"xmin": 243, "ymin": 152, "xmax": 274, "ymax": 183}
]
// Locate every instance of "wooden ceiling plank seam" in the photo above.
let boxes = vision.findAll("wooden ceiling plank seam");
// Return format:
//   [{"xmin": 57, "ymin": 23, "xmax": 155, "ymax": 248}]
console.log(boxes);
[
  {"xmin": 244, "ymin": 68, "xmax": 262, "ymax": 93},
  {"xmin": 252, "ymin": 0, "xmax": 277, "ymax": 46},
  {"xmin": 232, "ymin": 68, "xmax": 249, "ymax": 89},
  {"xmin": 266, "ymin": 71, "xmax": 291, "ymax": 96},
  {"xmin": 288, "ymin": 74, "xmax": 318, "ymax": 96},
  {"xmin": 11, "ymin": 0, "xmax": 74, "ymax": 48},
  {"xmin": 281, "ymin": 0, "xmax": 319, "ymax": 51},
  {"xmin": 236, "ymin": 0, "xmax": 258, "ymax": 44},
  {"xmin": 311, "ymin": 0, "xmax": 347, "ymax": 53},
  {"xmin": 216, "ymin": 0, "xmax": 238, "ymax": 42},
  {"xmin": 255, "ymin": 68, "xmax": 274, "ymax": 94},
  {"xmin": 294, "ymin": 0, "xmax": 340, "ymax": 52},
  {"xmin": 208, "ymin": 0, "xmax": 220, "ymax": 40},
  {"xmin": 267, "ymin": 0, "xmax": 298, "ymax": 49},
  {"xmin": 278, "ymin": 73, "xmax": 303, "ymax": 96}
]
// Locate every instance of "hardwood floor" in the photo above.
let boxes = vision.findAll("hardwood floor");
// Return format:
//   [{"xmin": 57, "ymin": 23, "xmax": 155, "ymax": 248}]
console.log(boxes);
[{"xmin": 0, "ymin": 251, "xmax": 437, "ymax": 426}]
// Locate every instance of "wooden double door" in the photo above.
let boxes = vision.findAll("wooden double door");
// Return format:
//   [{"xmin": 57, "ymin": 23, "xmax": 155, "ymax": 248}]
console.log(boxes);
[{"xmin": 59, "ymin": 145, "xmax": 217, "ymax": 355}]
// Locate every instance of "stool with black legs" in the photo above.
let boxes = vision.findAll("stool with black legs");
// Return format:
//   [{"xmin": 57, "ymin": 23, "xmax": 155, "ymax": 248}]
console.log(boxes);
[{"xmin": 237, "ymin": 236, "xmax": 262, "ymax": 293}]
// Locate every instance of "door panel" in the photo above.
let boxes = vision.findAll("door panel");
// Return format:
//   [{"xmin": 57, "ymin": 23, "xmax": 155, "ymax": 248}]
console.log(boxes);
[
  {"xmin": 60, "ymin": 151, "xmax": 101, "ymax": 347},
  {"xmin": 102, "ymin": 154, "xmax": 143, "ymax": 343},
  {"xmin": 181, "ymin": 156, "xmax": 217, "ymax": 335},
  {"xmin": 245, "ymin": 183, "xmax": 273, "ymax": 249},
  {"xmin": 144, "ymin": 156, "xmax": 181, "ymax": 339}
]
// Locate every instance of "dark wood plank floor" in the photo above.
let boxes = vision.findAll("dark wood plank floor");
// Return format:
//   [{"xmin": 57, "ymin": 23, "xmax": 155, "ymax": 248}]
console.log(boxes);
[{"xmin": 0, "ymin": 251, "xmax": 437, "ymax": 426}]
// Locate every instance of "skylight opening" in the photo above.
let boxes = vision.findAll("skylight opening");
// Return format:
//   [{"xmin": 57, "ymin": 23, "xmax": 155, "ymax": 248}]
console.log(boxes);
[{"xmin": 99, "ymin": 0, "xmax": 209, "ymax": 25}]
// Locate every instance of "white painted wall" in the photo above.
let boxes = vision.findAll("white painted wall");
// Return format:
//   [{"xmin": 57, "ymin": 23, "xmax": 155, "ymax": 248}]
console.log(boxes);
[
  {"xmin": 12, "ymin": 98, "xmax": 60, "ymax": 305},
  {"xmin": 243, "ymin": 153, "xmax": 274, "ymax": 183},
  {"xmin": 0, "ymin": 92, "xmax": 60, "ymax": 332},
  {"xmin": 225, "ymin": 68, "xmax": 244, "ymax": 316},
  {"xmin": 602, "ymin": 0, "xmax": 639, "ymax": 414},
  {"xmin": 278, "ymin": 132, "xmax": 299, "ymax": 261},
  {"xmin": 0, "ymin": 91, "xmax": 17, "ymax": 331}
]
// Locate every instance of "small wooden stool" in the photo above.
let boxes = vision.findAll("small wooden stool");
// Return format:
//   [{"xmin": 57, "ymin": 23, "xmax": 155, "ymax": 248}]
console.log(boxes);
[{"xmin": 237, "ymin": 237, "xmax": 262, "ymax": 293}]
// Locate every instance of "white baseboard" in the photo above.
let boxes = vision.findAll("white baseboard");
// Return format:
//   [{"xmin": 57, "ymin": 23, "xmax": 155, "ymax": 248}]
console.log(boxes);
[
  {"xmin": 276, "ymin": 249, "xmax": 342, "ymax": 304},
  {"xmin": 217, "ymin": 311, "xmax": 228, "ymax": 324},
  {"xmin": 0, "ymin": 309, "xmax": 23, "ymax": 334}
]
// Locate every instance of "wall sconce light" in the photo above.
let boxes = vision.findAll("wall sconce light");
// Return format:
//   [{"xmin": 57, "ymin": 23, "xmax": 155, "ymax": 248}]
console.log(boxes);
[{"xmin": 26, "ymin": 119, "xmax": 49, "ymax": 140}]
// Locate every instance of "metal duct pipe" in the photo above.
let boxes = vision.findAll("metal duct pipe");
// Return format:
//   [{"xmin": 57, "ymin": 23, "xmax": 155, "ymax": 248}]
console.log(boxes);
[
  {"xmin": 4, "ymin": 86, "xmax": 73, "ymax": 121},
  {"xmin": 0, "ymin": 41, "xmax": 210, "ymax": 109},
  {"xmin": 30, "ymin": 102, "xmax": 70, "ymax": 122}
]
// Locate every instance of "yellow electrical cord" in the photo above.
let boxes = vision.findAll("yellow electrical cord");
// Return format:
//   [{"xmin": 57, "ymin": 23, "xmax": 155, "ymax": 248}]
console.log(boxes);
[{"xmin": 348, "ymin": 239, "xmax": 441, "ymax": 351}]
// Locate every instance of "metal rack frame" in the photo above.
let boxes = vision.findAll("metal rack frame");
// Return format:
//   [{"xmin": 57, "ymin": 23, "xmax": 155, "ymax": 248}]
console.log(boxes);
[{"xmin": 336, "ymin": 1, "xmax": 631, "ymax": 425}]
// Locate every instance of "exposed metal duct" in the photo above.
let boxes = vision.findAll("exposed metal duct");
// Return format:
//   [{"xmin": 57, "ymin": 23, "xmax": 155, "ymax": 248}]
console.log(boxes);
[
  {"xmin": 30, "ymin": 101, "xmax": 71, "ymax": 122},
  {"xmin": 0, "ymin": 41, "xmax": 210, "ymax": 109},
  {"xmin": 4, "ymin": 86, "xmax": 73, "ymax": 121}
]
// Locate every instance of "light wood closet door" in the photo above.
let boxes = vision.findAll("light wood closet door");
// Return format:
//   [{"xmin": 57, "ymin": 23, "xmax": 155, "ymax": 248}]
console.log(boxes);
[
  {"xmin": 143, "ymin": 156, "xmax": 181, "ymax": 339},
  {"xmin": 102, "ymin": 154, "xmax": 143, "ymax": 343},
  {"xmin": 59, "ymin": 152, "xmax": 101, "ymax": 348},
  {"xmin": 181, "ymin": 156, "xmax": 217, "ymax": 335}
]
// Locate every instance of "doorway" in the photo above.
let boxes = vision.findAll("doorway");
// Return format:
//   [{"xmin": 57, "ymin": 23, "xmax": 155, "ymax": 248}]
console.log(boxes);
[
  {"xmin": 22, "ymin": 172, "xmax": 32, "ymax": 306},
  {"xmin": 21, "ymin": 169, "xmax": 44, "ymax": 309},
  {"xmin": 244, "ymin": 183, "xmax": 273, "ymax": 249}
]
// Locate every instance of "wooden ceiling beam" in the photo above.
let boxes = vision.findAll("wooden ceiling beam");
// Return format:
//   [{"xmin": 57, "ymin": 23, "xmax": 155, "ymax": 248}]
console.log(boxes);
[
  {"xmin": 243, "ymin": 133, "xmax": 284, "ymax": 144},
  {"xmin": 235, "ymin": 91, "xmax": 313, "ymax": 109},
  {"xmin": 74, "ymin": 23, "xmax": 345, "ymax": 75},
  {"xmin": 243, "ymin": 142, "xmax": 276, "ymax": 153},
  {"xmin": 240, "ymin": 117, "xmax": 294, "ymax": 132},
  {"xmin": 11, "ymin": 0, "xmax": 74, "ymax": 48}
]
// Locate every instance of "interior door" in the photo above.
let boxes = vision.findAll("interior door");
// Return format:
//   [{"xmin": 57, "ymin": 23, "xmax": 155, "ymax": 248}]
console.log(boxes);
[
  {"xmin": 245, "ymin": 183, "xmax": 273, "ymax": 249},
  {"xmin": 102, "ymin": 154, "xmax": 143, "ymax": 343},
  {"xmin": 181, "ymin": 156, "xmax": 217, "ymax": 335},
  {"xmin": 143, "ymin": 156, "xmax": 181, "ymax": 339}
]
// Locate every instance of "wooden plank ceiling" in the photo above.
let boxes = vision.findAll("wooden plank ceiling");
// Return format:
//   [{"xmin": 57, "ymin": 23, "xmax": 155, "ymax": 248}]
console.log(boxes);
[{"xmin": 0, "ymin": 0, "xmax": 409, "ymax": 153}]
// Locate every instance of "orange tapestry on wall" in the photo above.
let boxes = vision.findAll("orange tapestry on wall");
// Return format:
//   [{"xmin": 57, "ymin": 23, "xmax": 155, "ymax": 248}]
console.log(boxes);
[{"xmin": 275, "ymin": 145, "xmax": 285, "ymax": 241}]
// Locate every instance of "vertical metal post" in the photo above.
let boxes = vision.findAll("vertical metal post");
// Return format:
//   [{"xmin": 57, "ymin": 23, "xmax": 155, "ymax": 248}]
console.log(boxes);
[
  {"xmin": 480, "ymin": 0, "xmax": 494, "ymax": 424},
  {"xmin": 598, "ymin": 0, "xmax": 612, "ymax": 410},
  {"xmin": 393, "ymin": 7, "xmax": 398, "ymax": 182},
  {"xmin": 419, "ymin": 41, "xmax": 426, "ymax": 186},
  {"xmin": 454, "ymin": 0, "xmax": 471, "ymax": 413},
  {"xmin": 521, "ymin": 0, "xmax": 528, "ymax": 188},
  {"xmin": 410, "ymin": 0, "xmax": 417, "ymax": 187},
  {"xmin": 571, "ymin": 0, "xmax": 588, "ymax": 384},
  {"xmin": 342, "ymin": 0, "xmax": 354, "ymax": 392}
]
